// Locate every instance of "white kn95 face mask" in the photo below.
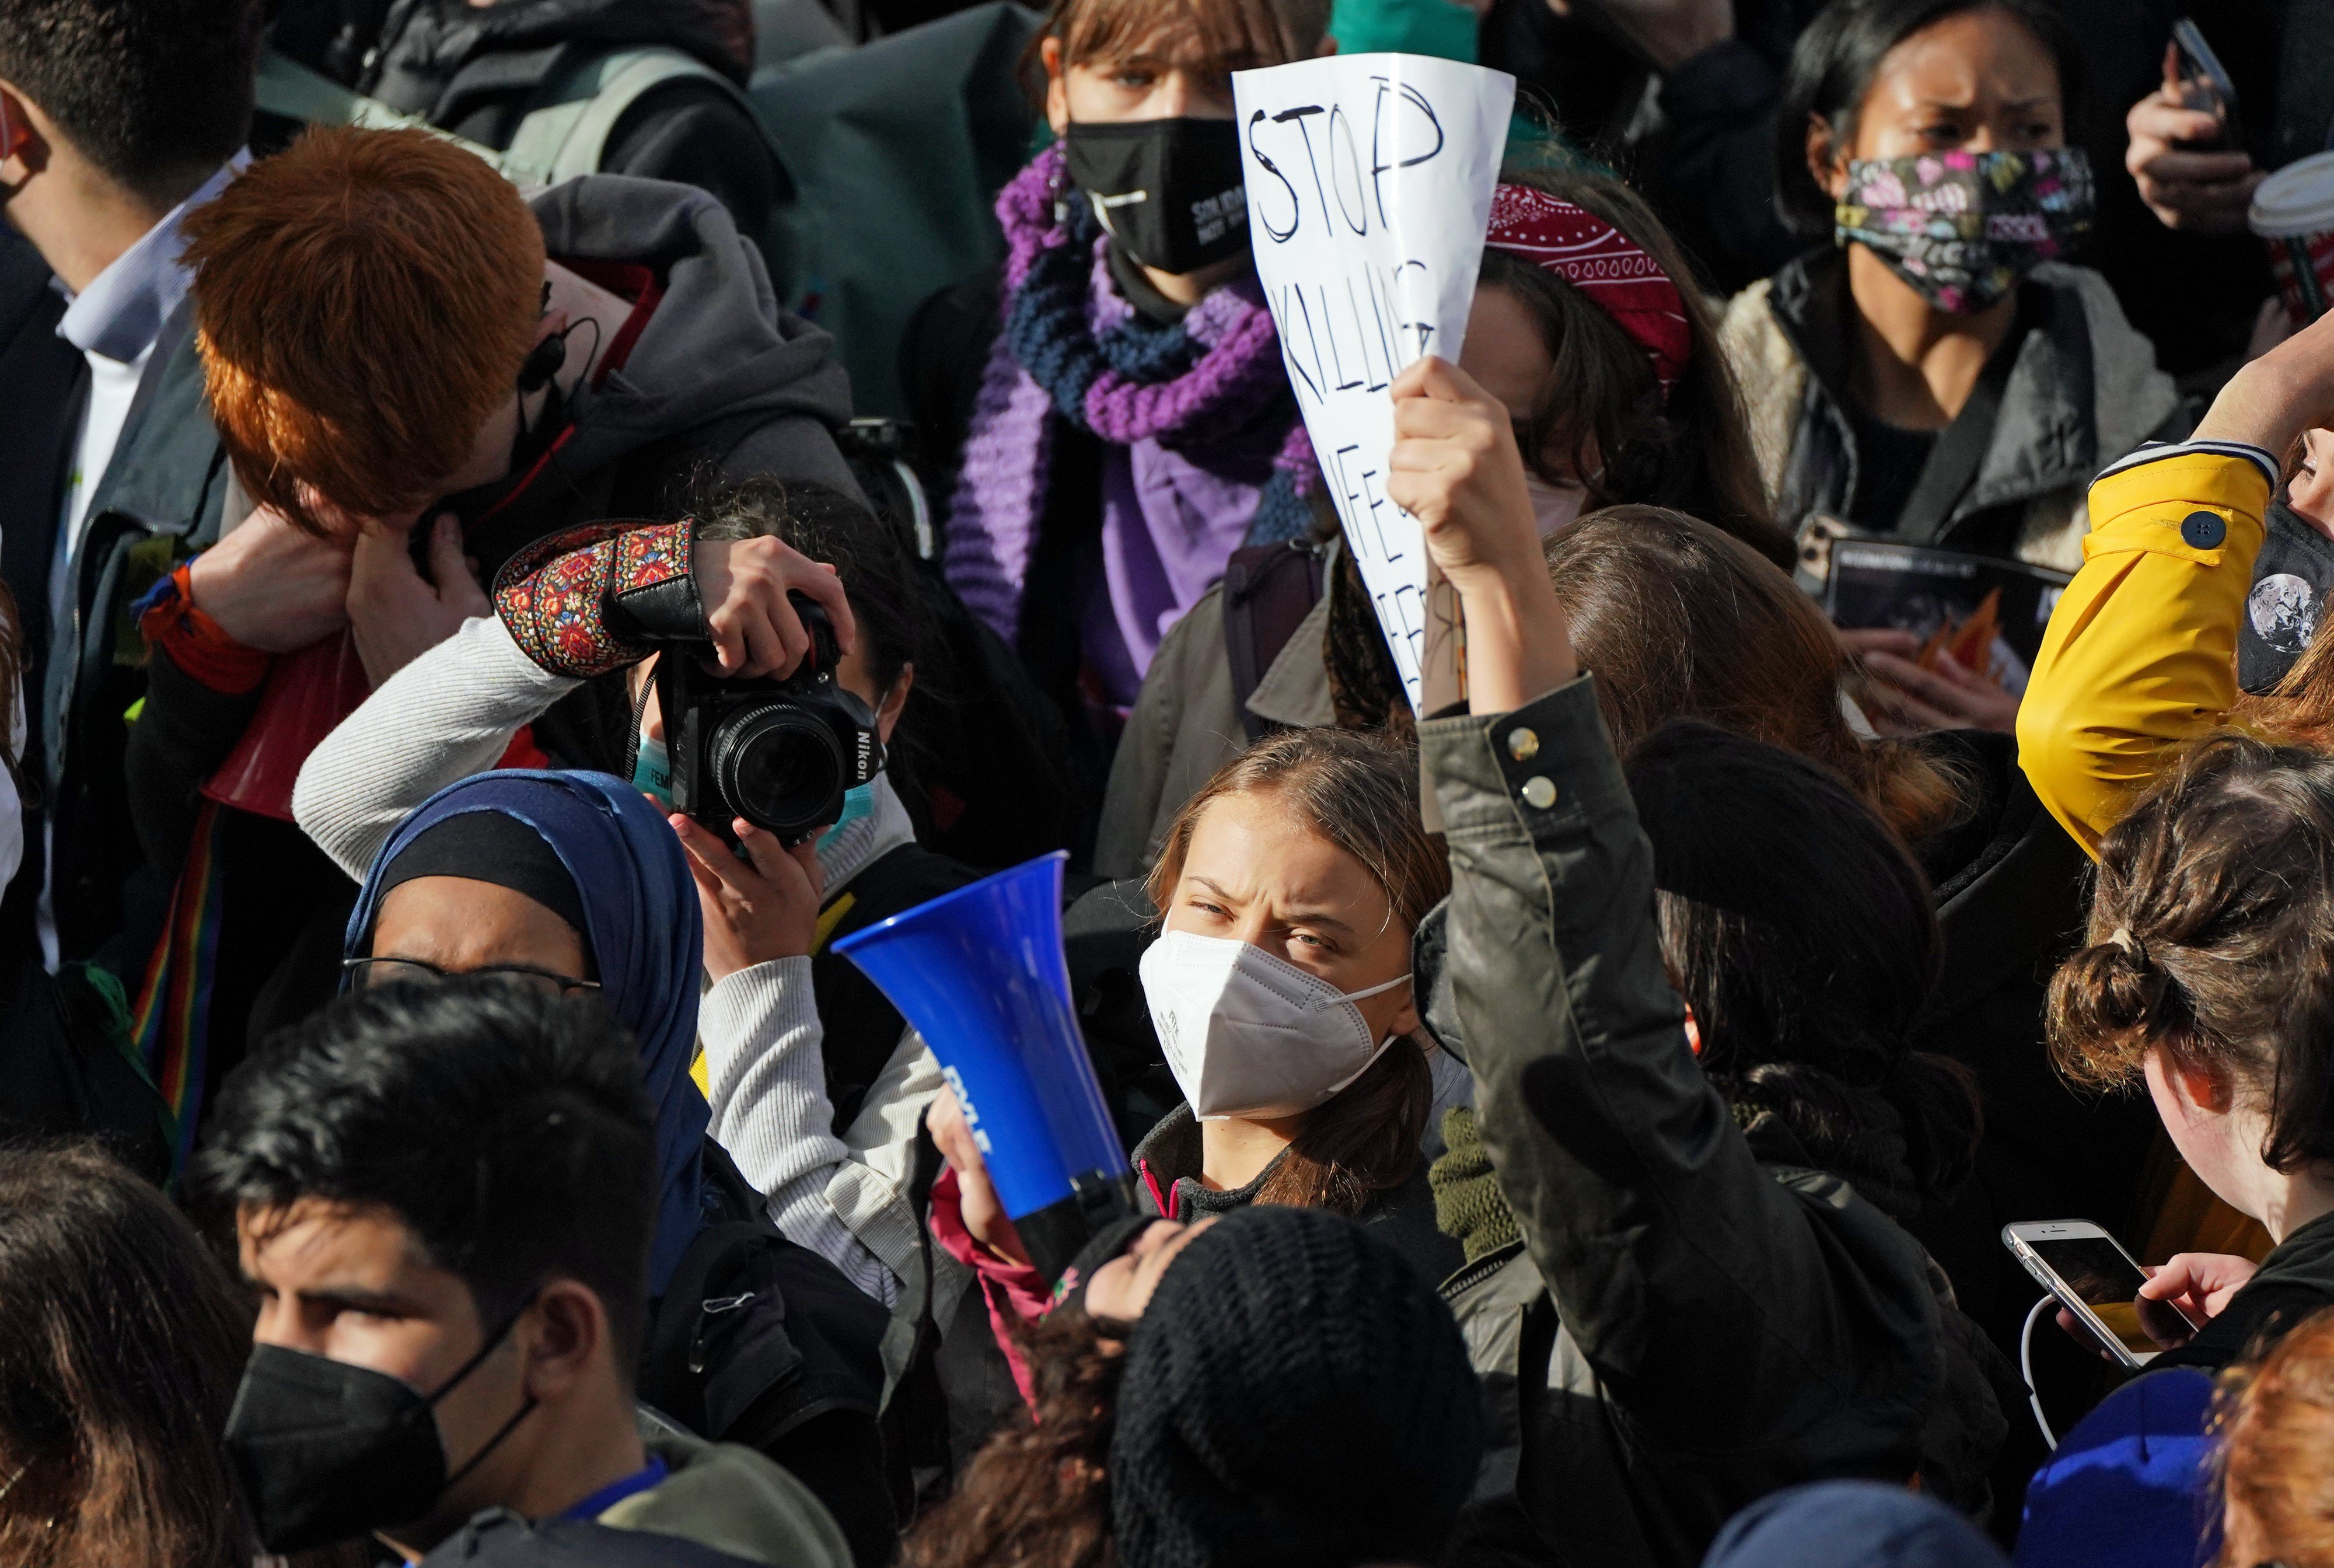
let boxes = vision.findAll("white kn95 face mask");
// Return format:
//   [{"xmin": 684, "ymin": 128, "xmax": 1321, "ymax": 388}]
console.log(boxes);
[{"xmin": 1139, "ymin": 930, "xmax": 1411, "ymax": 1120}]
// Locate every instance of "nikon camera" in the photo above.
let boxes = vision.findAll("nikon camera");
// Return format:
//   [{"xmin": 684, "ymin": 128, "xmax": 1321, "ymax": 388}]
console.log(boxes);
[{"xmin": 651, "ymin": 591, "xmax": 886, "ymax": 846}]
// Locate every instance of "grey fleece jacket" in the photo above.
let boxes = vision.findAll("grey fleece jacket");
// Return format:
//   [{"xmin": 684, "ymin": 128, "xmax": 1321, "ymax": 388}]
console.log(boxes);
[
  {"xmin": 520, "ymin": 173, "xmax": 859, "ymax": 530},
  {"xmin": 1721, "ymin": 253, "xmax": 2186, "ymax": 576}
]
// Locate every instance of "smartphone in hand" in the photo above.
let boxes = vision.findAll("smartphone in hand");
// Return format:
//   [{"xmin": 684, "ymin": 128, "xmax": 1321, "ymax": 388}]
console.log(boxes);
[
  {"xmin": 2170, "ymin": 18, "xmax": 2244, "ymax": 155},
  {"xmin": 2003, "ymin": 1220, "xmax": 2202, "ymax": 1369}
]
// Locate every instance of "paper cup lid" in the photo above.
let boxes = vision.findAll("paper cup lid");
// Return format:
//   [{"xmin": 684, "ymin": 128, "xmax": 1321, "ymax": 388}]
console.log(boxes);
[{"xmin": 2252, "ymin": 151, "xmax": 2334, "ymax": 238}]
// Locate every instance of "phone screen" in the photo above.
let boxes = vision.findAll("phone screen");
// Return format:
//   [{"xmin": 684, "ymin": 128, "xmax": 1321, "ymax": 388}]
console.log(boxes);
[{"xmin": 2027, "ymin": 1234, "xmax": 2155, "ymax": 1354}]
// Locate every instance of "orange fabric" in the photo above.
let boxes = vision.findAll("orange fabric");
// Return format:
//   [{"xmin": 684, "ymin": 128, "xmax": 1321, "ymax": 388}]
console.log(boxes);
[{"xmin": 141, "ymin": 563, "xmax": 271, "ymax": 695}]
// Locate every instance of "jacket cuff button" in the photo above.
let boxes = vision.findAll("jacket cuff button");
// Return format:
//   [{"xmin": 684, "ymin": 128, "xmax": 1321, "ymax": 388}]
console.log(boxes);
[
  {"xmin": 1507, "ymin": 727, "xmax": 1540, "ymax": 762},
  {"xmin": 1519, "ymin": 776, "xmax": 1557, "ymax": 809},
  {"xmin": 2180, "ymin": 510, "xmax": 2227, "ymax": 550}
]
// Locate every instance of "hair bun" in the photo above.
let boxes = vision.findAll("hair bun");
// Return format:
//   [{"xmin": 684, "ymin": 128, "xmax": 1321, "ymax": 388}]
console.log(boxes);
[{"xmin": 2046, "ymin": 937, "xmax": 2173, "ymax": 1085}]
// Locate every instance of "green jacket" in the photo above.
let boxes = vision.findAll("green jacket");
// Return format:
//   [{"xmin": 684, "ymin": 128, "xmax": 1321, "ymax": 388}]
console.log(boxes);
[
  {"xmin": 606, "ymin": 1428, "xmax": 851, "ymax": 1568},
  {"xmin": 1418, "ymin": 676, "xmax": 2000, "ymax": 1568}
]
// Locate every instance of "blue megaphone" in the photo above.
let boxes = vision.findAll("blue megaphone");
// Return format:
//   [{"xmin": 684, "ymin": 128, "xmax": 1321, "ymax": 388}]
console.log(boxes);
[{"xmin": 832, "ymin": 851, "xmax": 1134, "ymax": 1279}]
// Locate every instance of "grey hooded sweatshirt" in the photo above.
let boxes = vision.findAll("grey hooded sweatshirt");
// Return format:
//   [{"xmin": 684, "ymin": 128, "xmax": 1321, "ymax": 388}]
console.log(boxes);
[{"xmin": 456, "ymin": 173, "xmax": 857, "ymax": 577}]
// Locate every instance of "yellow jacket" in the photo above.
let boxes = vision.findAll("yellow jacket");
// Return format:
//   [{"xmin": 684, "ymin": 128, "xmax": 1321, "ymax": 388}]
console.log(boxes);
[{"xmin": 2017, "ymin": 444, "xmax": 2278, "ymax": 858}]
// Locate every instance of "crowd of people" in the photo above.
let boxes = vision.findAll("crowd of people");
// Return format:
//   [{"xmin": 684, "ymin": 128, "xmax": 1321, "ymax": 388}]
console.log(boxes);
[{"xmin": 6, "ymin": 0, "xmax": 2334, "ymax": 1563}]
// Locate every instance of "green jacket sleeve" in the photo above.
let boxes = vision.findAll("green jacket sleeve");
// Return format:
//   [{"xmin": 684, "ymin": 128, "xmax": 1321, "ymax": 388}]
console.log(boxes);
[{"xmin": 1419, "ymin": 675, "xmax": 1938, "ymax": 1469}]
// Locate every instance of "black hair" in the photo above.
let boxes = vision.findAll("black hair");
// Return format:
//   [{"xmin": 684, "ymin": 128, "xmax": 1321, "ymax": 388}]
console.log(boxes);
[
  {"xmin": 693, "ymin": 478, "xmax": 932, "ymax": 699},
  {"xmin": 1626, "ymin": 720, "xmax": 1980, "ymax": 1216},
  {"xmin": 693, "ymin": 476, "xmax": 943, "ymax": 812},
  {"xmin": 0, "ymin": 0, "xmax": 260, "ymax": 197},
  {"xmin": 1773, "ymin": 0, "xmax": 2088, "ymax": 237},
  {"xmin": 191, "ymin": 979, "xmax": 659, "ymax": 1373},
  {"xmin": 0, "ymin": 1140, "xmax": 254, "ymax": 1568}
]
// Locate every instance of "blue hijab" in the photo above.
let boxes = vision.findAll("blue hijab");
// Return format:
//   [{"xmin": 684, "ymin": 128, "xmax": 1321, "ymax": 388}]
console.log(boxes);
[{"xmin": 346, "ymin": 770, "xmax": 708, "ymax": 1297}]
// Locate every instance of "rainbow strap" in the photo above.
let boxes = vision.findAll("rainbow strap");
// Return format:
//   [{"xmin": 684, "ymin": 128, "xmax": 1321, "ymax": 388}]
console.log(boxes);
[{"xmin": 130, "ymin": 799, "xmax": 229, "ymax": 1178}]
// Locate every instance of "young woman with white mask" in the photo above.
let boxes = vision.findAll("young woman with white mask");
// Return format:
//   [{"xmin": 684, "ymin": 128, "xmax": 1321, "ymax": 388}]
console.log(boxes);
[{"xmin": 934, "ymin": 727, "xmax": 1463, "ymax": 1293}]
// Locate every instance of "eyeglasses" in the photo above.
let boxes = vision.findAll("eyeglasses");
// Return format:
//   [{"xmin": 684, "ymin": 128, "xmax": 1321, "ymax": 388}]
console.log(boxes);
[{"xmin": 343, "ymin": 956, "xmax": 600, "ymax": 998}]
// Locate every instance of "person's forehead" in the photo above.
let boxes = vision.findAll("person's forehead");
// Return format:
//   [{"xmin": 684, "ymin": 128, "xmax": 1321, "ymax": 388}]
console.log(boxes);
[
  {"xmin": 1182, "ymin": 794, "xmax": 1384, "ymax": 912},
  {"xmin": 1872, "ymin": 13, "xmax": 2058, "ymax": 103},
  {"xmin": 1074, "ymin": 13, "xmax": 1261, "ymax": 71},
  {"xmin": 239, "ymin": 1197, "xmax": 436, "ymax": 1288}
]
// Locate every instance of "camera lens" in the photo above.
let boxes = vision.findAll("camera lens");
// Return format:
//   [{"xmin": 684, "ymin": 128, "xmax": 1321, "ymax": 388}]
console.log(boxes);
[{"xmin": 707, "ymin": 706, "xmax": 847, "ymax": 837}]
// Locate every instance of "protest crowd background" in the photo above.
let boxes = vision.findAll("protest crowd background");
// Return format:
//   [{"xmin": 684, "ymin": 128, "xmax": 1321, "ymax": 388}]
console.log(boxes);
[{"xmin": 15, "ymin": 0, "xmax": 2334, "ymax": 1564}]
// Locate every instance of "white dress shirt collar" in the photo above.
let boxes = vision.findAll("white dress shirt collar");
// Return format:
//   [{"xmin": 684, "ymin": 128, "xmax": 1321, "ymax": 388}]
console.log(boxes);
[{"xmin": 56, "ymin": 150, "xmax": 249, "ymax": 365}]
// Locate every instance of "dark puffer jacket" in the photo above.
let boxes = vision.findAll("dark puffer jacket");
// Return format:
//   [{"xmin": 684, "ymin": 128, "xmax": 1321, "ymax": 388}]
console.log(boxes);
[{"xmin": 1417, "ymin": 676, "xmax": 2007, "ymax": 1568}]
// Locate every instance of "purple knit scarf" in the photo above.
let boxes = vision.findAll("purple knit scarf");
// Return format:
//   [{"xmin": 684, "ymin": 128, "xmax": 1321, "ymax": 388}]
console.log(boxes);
[{"xmin": 944, "ymin": 142, "xmax": 1315, "ymax": 642}]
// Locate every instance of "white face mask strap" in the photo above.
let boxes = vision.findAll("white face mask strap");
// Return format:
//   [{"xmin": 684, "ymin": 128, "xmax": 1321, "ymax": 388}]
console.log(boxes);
[
  {"xmin": 1319, "ymin": 1029, "xmax": 1403, "ymax": 1099},
  {"xmin": 1337, "ymin": 972, "xmax": 1412, "ymax": 1005}
]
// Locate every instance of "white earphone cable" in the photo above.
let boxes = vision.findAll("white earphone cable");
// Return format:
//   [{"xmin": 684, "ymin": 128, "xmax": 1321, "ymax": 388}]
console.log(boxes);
[{"xmin": 2021, "ymin": 1293, "xmax": 2059, "ymax": 1450}]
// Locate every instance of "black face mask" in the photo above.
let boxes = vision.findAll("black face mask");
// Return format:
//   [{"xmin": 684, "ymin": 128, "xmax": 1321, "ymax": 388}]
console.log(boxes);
[
  {"xmin": 223, "ymin": 1308, "xmax": 537, "ymax": 1555},
  {"xmin": 1063, "ymin": 117, "xmax": 1250, "ymax": 275}
]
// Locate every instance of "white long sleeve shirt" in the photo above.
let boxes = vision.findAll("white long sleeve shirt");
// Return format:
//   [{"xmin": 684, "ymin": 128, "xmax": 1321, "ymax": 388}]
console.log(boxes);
[{"xmin": 294, "ymin": 613, "xmax": 934, "ymax": 1304}]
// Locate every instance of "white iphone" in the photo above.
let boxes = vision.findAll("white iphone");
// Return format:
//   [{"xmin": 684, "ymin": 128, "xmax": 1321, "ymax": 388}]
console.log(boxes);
[{"xmin": 2002, "ymin": 1220, "xmax": 2199, "ymax": 1370}]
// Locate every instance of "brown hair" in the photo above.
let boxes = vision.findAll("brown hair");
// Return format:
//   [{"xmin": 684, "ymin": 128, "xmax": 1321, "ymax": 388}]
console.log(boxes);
[
  {"xmin": 2238, "ymin": 588, "xmax": 2334, "ymax": 751},
  {"xmin": 1550, "ymin": 505, "xmax": 1967, "ymax": 842},
  {"xmin": 2046, "ymin": 734, "xmax": 2334, "ymax": 1174},
  {"xmin": 1484, "ymin": 167, "xmax": 1793, "ymax": 571},
  {"xmin": 184, "ymin": 125, "xmax": 545, "ymax": 535},
  {"xmin": 1144, "ymin": 728, "xmax": 1446, "ymax": 1213},
  {"xmin": 1029, "ymin": 0, "xmax": 1330, "ymax": 87},
  {"xmin": 902, "ymin": 1308, "xmax": 1121, "ymax": 1568},
  {"xmin": 0, "ymin": 1140, "xmax": 253, "ymax": 1568},
  {"xmin": 2214, "ymin": 1303, "xmax": 2334, "ymax": 1567}
]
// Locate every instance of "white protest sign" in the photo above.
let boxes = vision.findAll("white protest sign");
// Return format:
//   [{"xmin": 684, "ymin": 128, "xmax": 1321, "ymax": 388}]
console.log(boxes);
[{"xmin": 1234, "ymin": 54, "xmax": 1515, "ymax": 711}]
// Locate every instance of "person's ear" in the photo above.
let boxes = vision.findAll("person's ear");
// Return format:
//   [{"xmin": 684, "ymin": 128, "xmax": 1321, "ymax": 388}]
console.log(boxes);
[
  {"xmin": 0, "ymin": 83, "xmax": 46, "ymax": 184},
  {"xmin": 1042, "ymin": 36, "xmax": 1070, "ymax": 138},
  {"xmin": 2173, "ymin": 1057, "xmax": 2237, "ymax": 1117},
  {"xmin": 875, "ymin": 662, "xmax": 914, "ymax": 745},
  {"xmin": 519, "ymin": 1280, "xmax": 607, "ymax": 1403},
  {"xmin": 1807, "ymin": 112, "xmax": 1849, "ymax": 202}
]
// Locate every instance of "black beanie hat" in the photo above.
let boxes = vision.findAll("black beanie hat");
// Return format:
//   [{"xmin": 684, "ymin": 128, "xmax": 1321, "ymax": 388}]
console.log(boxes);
[{"xmin": 1106, "ymin": 1206, "xmax": 1485, "ymax": 1568}]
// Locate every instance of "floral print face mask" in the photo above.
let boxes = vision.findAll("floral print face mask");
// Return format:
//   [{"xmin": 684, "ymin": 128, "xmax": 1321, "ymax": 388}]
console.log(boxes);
[{"xmin": 1833, "ymin": 148, "xmax": 2095, "ymax": 315}]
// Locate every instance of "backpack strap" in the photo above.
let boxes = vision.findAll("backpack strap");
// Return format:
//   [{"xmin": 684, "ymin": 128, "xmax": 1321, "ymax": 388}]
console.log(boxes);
[
  {"xmin": 253, "ymin": 50, "xmax": 502, "ymax": 162},
  {"xmin": 501, "ymin": 46, "xmax": 777, "ymax": 190},
  {"xmin": 1221, "ymin": 540, "xmax": 1328, "ymax": 743},
  {"xmin": 254, "ymin": 46, "xmax": 780, "ymax": 195}
]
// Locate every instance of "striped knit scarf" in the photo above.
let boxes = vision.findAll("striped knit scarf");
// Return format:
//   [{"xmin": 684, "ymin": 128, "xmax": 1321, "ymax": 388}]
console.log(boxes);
[{"xmin": 944, "ymin": 142, "xmax": 1317, "ymax": 642}]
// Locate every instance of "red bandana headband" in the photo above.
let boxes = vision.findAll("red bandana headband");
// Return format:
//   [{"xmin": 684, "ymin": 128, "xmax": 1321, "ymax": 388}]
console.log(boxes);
[{"xmin": 1484, "ymin": 184, "xmax": 1692, "ymax": 400}]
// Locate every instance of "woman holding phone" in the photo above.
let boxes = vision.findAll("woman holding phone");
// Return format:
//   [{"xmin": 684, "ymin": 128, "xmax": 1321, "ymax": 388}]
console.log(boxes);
[{"xmin": 1725, "ymin": 0, "xmax": 2186, "ymax": 735}]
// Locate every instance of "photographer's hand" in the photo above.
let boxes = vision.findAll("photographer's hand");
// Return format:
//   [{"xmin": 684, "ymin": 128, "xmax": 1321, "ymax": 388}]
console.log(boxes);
[
  {"xmin": 185, "ymin": 501, "xmax": 355, "ymax": 653},
  {"xmin": 347, "ymin": 513, "xmax": 492, "ymax": 687},
  {"xmin": 670, "ymin": 813, "xmax": 824, "ymax": 982},
  {"xmin": 694, "ymin": 536, "xmax": 858, "ymax": 680}
]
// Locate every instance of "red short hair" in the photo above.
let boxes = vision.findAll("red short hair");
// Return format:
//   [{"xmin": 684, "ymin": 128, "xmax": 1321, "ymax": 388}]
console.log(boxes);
[{"xmin": 184, "ymin": 126, "xmax": 545, "ymax": 533}]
